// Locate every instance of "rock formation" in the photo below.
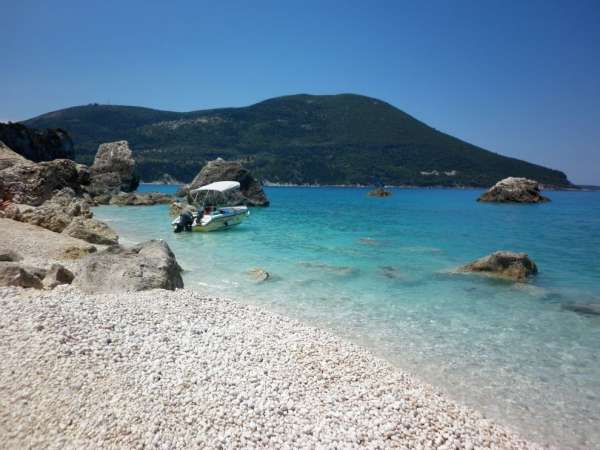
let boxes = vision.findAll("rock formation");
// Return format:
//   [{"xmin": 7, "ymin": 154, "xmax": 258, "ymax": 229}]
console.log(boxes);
[
  {"xmin": 458, "ymin": 251, "xmax": 538, "ymax": 281},
  {"xmin": 72, "ymin": 240, "xmax": 183, "ymax": 293},
  {"xmin": 109, "ymin": 192, "xmax": 173, "ymax": 206},
  {"xmin": 0, "ymin": 262, "xmax": 44, "ymax": 289},
  {"xmin": 0, "ymin": 157, "xmax": 91, "ymax": 206},
  {"xmin": 169, "ymin": 201, "xmax": 197, "ymax": 218},
  {"xmin": 89, "ymin": 141, "xmax": 138, "ymax": 196},
  {"xmin": 179, "ymin": 159, "xmax": 269, "ymax": 207},
  {"xmin": 42, "ymin": 264, "xmax": 75, "ymax": 289},
  {"xmin": 0, "ymin": 140, "xmax": 28, "ymax": 170},
  {"xmin": 0, "ymin": 122, "xmax": 74, "ymax": 162},
  {"xmin": 478, "ymin": 177, "xmax": 550, "ymax": 203},
  {"xmin": 62, "ymin": 217, "xmax": 119, "ymax": 245},
  {"xmin": 7, "ymin": 187, "xmax": 95, "ymax": 235},
  {"xmin": 368, "ymin": 187, "xmax": 392, "ymax": 197}
]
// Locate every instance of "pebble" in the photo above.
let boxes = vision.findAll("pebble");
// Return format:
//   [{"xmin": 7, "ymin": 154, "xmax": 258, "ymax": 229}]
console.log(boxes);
[{"xmin": 0, "ymin": 286, "xmax": 543, "ymax": 449}]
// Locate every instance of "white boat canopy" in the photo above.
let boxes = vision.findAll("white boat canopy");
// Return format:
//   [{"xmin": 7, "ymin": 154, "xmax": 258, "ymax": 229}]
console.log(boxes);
[{"xmin": 190, "ymin": 181, "xmax": 240, "ymax": 194}]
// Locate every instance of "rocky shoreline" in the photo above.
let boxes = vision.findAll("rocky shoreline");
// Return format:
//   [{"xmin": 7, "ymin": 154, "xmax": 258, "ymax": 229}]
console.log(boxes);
[{"xmin": 0, "ymin": 286, "xmax": 542, "ymax": 449}]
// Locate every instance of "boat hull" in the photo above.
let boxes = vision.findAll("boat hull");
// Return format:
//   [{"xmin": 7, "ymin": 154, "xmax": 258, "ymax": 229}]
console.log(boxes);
[{"xmin": 191, "ymin": 211, "xmax": 247, "ymax": 232}]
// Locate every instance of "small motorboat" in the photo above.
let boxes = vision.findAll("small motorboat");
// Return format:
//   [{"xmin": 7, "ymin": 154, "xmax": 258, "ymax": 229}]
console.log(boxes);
[{"xmin": 172, "ymin": 181, "xmax": 250, "ymax": 233}]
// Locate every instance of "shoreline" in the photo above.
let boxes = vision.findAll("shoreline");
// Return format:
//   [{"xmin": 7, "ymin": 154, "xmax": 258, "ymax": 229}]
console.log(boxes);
[
  {"xmin": 0, "ymin": 286, "xmax": 543, "ymax": 449},
  {"xmin": 138, "ymin": 181, "xmax": 593, "ymax": 192}
]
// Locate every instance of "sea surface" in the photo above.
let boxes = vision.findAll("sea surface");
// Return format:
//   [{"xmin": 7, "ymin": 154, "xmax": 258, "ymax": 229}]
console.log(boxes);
[{"xmin": 96, "ymin": 185, "xmax": 600, "ymax": 449}]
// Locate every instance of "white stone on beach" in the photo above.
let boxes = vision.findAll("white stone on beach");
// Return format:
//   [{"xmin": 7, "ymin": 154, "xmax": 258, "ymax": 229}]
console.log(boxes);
[{"xmin": 0, "ymin": 287, "xmax": 542, "ymax": 449}]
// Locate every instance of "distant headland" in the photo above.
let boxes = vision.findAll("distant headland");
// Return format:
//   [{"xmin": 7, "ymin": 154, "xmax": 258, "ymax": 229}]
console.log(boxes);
[{"xmin": 21, "ymin": 93, "xmax": 572, "ymax": 188}]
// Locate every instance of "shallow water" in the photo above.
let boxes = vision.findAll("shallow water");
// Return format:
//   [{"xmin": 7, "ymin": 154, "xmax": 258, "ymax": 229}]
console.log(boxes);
[{"xmin": 96, "ymin": 185, "xmax": 600, "ymax": 449}]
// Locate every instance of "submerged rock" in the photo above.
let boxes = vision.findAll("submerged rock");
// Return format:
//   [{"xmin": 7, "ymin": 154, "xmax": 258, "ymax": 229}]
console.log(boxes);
[
  {"xmin": 561, "ymin": 304, "xmax": 600, "ymax": 316},
  {"xmin": 180, "ymin": 159, "xmax": 269, "ymax": 206},
  {"xmin": 89, "ymin": 140, "xmax": 138, "ymax": 196},
  {"xmin": 459, "ymin": 251, "xmax": 538, "ymax": 281},
  {"xmin": 62, "ymin": 217, "xmax": 119, "ymax": 245},
  {"xmin": 72, "ymin": 240, "xmax": 183, "ymax": 293},
  {"xmin": 358, "ymin": 237, "xmax": 379, "ymax": 246},
  {"xmin": 247, "ymin": 268, "xmax": 270, "ymax": 282},
  {"xmin": 379, "ymin": 266, "xmax": 405, "ymax": 280},
  {"xmin": 299, "ymin": 261, "xmax": 357, "ymax": 276},
  {"xmin": 478, "ymin": 177, "xmax": 550, "ymax": 203},
  {"xmin": 367, "ymin": 187, "xmax": 392, "ymax": 197}
]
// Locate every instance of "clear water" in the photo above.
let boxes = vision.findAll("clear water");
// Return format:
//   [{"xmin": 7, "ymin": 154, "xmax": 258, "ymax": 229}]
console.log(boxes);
[{"xmin": 95, "ymin": 185, "xmax": 600, "ymax": 449}]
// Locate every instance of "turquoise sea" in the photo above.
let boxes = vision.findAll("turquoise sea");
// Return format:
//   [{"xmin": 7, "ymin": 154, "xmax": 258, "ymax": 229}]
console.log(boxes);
[{"xmin": 96, "ymin": 185, "xmax": 600, "ymax": 449}]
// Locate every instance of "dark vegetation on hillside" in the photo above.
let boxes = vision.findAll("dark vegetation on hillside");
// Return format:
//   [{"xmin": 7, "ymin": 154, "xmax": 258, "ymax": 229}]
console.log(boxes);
[{"xmin": 23, "ymin": 94, "xmax": 571, "ymax": 187}]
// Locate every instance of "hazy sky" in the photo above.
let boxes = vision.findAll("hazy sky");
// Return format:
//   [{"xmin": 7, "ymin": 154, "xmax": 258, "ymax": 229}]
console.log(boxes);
[{"xmin": 2, "ymin": 0, "xmax": 599, "ymax": 184}]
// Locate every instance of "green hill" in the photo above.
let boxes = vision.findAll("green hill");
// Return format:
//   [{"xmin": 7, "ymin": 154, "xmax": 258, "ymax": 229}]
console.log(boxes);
[{"xmin": 23, "ymin": 94, "xmax": 571, "ymax": 187}]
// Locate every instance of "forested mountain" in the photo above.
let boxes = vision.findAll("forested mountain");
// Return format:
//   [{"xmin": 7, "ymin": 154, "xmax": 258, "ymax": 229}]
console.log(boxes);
[{"xmin": 23, "ymin": 94, "xmax": 571, "ymax": 187}]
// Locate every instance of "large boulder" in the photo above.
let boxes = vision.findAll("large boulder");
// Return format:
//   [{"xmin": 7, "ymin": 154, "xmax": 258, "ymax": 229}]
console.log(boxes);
[
  {"xmin": 72, "ymin": 240, "xmax": 183, "ymax": 293},
  {"xmin": 89, "ymin": 141, "xmax": 138, "ymax": 196},
  {"xmin": 180, "ymin": 159, "xmax": 269, "ymax": 207},
  {"xmin": 478, "ymin": 177, "xmax": 550, "ymax": 203},
  {"xmin": 62, "ymin": 217, "xmax": 119, "ymax": 245},
  {"xmin": 459, "ymin": 251, "xmax": 538, "ymax": 281},
  {"xmin": 0, "ymin": 123, "xmax": 74, "ymax": 162},
  {"xmin": 0, "ymin": 158, "xmax": 90, "ymax": 206}
]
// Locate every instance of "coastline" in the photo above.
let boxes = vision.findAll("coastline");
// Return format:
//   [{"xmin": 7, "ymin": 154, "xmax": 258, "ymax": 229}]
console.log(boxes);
[{"xmin": 0, "ymin": 286, "xmax": 543, "ymax": 449}]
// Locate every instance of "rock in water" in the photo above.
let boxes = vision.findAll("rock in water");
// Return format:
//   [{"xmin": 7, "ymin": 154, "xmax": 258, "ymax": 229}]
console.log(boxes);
[
  {"xmin": 478, "ymin": 177, "xmax": 550, "ymax": 203},
  {"xmin": 459, "ymin": 251, "xmax": 538, "ymax": 281},
  {"xmin": 109, "ymin": 192, "xmax": 173, "ymax": 206},
  {"xmin": 368, "ymin": 187, "xmax": 392, "ymax": 197},
  {"xmin": 0, "ymin": 123, "xmax": 74, "ymax": 162},
  {"xmin": 247, "ymin": 267, "xmax": 270, "ymax": 282},
  {"xmin": 561, "ymin": 304, "xmax": 600, "ymax": 316},
  {"xmin": 72, "ymin": 240, "xmax": 183, "ymax": 293},
  {"xmin": 169, "ymin": 201, "xmax": 197, "ymax": 218},
  {"xmin": 89, "ymin": 141, "xmax": 138, "ymax": 196},
  {"xmin": 181, "ymin": 159, "xmax": 269, "ymax": 206},
  {"xmin": 62, "ymin": 217, "xmax": 119, "ymax": 245}
]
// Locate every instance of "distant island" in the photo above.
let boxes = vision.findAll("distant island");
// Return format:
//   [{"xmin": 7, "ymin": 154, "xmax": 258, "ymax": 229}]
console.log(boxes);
[{"xmin": 22, "ymin": 93, "xmax": 572, "ymax": 188}]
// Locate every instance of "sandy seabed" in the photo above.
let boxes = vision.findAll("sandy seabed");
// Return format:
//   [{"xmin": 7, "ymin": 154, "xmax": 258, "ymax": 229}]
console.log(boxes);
[{"xmin": 0, "ymin": 287, "xmax": 542, "ymax": 449}]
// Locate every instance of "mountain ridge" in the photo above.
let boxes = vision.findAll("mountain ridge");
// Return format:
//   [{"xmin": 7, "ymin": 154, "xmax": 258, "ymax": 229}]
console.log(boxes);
[{"xmin": 22, "ymin": 93, "xmax": 572, "ymax": 187}]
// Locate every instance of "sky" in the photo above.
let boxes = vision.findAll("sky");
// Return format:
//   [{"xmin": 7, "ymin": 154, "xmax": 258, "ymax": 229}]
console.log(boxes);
[{"xmin": 1, "ymin": 0, "xmax": 599, "ymax": 184}]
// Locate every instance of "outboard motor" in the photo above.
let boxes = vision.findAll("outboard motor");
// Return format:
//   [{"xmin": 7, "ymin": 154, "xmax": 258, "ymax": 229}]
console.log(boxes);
[{"xmin": 174, "ymin": 211, "xmax": 194, "ymax": 233}]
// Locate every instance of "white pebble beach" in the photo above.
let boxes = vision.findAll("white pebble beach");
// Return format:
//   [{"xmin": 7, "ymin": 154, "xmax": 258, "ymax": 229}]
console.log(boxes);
[{"xmin": 0, "ymin": 286, "xmax": 543, "ymax": 449}]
